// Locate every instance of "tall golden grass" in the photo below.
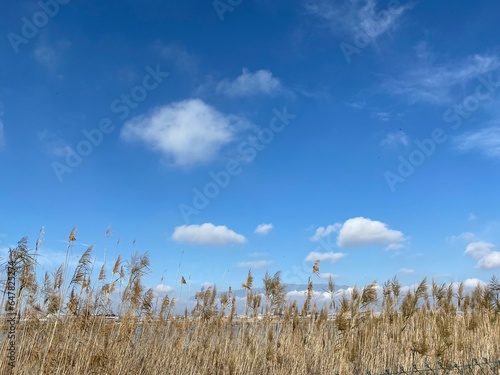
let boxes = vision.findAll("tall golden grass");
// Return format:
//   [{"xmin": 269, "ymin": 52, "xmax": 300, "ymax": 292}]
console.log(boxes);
[{"xmin": 1, "ymin": 230, "xmax": 500, "ymax": 375}]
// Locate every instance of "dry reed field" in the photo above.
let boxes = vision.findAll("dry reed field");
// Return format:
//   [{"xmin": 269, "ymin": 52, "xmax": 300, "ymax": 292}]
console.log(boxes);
[{"xmin": 1, "ymin": 231, "xmax": 500, "ymax": 375}]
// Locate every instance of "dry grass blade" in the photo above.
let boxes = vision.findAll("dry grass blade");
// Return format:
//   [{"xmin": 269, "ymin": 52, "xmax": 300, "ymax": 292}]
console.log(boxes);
[{"xmin": 2, "ymin": 234, "xmax": 499, "ymax": 375}]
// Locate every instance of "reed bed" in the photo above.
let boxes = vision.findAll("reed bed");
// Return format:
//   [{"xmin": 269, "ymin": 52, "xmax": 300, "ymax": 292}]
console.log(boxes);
[{"xmin": 1, "ymin": 231, "xmax": 499, "ymax": 375}]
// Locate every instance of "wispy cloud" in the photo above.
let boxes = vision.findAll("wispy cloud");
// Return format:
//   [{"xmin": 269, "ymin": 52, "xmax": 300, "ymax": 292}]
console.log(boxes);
[
  {"xmin": 454, "ymin": 126, "xmax": 500, "ymax": 159},
  {"xmin": 468, "ymin": 213, "xmax": 478, "ymax": 221},
  {"xmin": 304, "ymin": 0, "xmax": 414, "ymax": 39},
  {"xmin": 446, "ymin": 232, "xmax": 476, "ymax": 243},
  {"xmin": 254, "ymin": 223, "xmax": 274, "ymax": 235},
  {"xmin": 33, "ymin": 38, "xmax": 71, "ymax": 70},
  {"xmin": 237, "ymin": 260, "xmax": 273, "ymax": 268},
  {"xmin": 121, "ymin": 99, "xmax": 250, "ymax": 168},
  {"xmin": 380, "ymin": 131, "xmax": 409, "ymax": 148},
  {"xmin": 38, "ymin": 129, "xmax": 71, "ymax": 157},
  {"xmin": 171, "ymin": 223, "xmax": 247, "ymax": 245},
  {"xmin": 310, "ymin": 224, "xmax": 341, "ymax": 242},
  {"xmin": 337, "ymin": 217, "xmax": 406, "ymax": 250},
  {"xmin": 305, "ymin": 251, "xmax": 347, "ymax": 263},
  {"xmin": 375, "ymin": 112, "xmax": 392, "ymax": 121},
  {"xmin": 464, "ymin": 241, "xmax": 500, "ymax": 269},
  {"xmin": 398, "ymin": 268, "xmax": 414, "ymax": 274},
  {"xmin": 384, "ymin": 49, "xmax": 500, "ymax": 104},
  {"xmin": 216, "ymin": 69, "xmax": 283, "ymax": 97},
  {"xmin": 159, "ymin": 42, "xmax": 198, "ymax": 74}
]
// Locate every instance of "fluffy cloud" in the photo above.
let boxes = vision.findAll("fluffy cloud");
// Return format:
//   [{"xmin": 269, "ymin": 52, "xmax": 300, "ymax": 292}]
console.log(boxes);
[
  {"xmin": 254, "ymin": 223, "xmax": 273, "ymax": 235},
  {"xmin": 310, "ymin": 224, "xmax": 341, "ymax": 242},
  {"xmin": 216, "ymin": 69, "xmax": 282, "ymax": 97},
  {"xmin": 121, "ymin": 99, "xmax": 248, "ymax": 167},
  {"xmin": 286, "ymin": 290, "xmax": 333, "ymax": 305},
  {"xmin": 155, "ymin": 284, "xmax": 174, "ymax": 293},
  {"xmin": 171, "ymin": 223, "xmax": 247, "ymax": 245},
  {"xmin": 337, "ymin": 217, "xmax": 406, "ymax": 250},
  {"xmin": 237, "ymin": 260, "xmax": 273, "ymax": 268},
  {"xmin": 454, "ymin": 126, "xmax": 500, "ymax": 160},
  {"xmin": 462, "ymin": 278, "xmax": 487, "ymax": 289},
  {"xmin": 464, "ymin": 241, "xmax": 500, "ymax": 269},
  {"xmin": 305, "ymin": 251, "xmax": 347, "ymax": 263}
]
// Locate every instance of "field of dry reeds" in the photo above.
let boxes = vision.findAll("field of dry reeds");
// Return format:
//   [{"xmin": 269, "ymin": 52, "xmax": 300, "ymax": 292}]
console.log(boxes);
[{"xmin": 1, "ymin": 230, "xmax": 500, "ymax": 374}]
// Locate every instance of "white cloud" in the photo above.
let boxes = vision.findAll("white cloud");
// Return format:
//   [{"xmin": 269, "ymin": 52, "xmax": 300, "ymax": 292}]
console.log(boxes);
[
  {"xmin": 464, "ymin": 241, "xmax": 500, "ymax": 269},
  {"xmin": 248, "ymin": 252, "xmax": 268, "ymax": 258},
  {"xmin": 159, "ymin": 42, "xmax": 198, "ymax": 74},
  {"xmin": 305, "ymin": 0, "xmax": 414, "ymax": 39},
  {"xmin": 446, "ymin": 232, "xmax": 476, "ymax": 242},
  {"xmin": 349, "ymin": 101, "xmax": 366, "ymax": 110},
  {"xmin": 237, "ymin": 260, "xmax": 273, "ymax": 269},
  {"xmin": 477, "ymin": 252, "xmax": 500, "ymax": 269},
  {"xmin": 462, "ymin": 278, "xmax": 487, "ymax": 289},
  {"xmin": 254, "ymin": 223, "xmax": 273, "ymax": 235},
  {"xmin": 375, "ymin": 112, "xmax": 392, "ymax": 121},
  {"xmin": 201, "ymin": 282, "xmax": 214, "ymax": 289},
  {"xmin": 385, "ymin": 51, "xmax": 500, "ymax": 104},
  {"xmin": 305, "ymin": 251, "xmax": 347, "ymax": 263},
  {"xmin": 454, "ymin": 126, "xmax": 500, "ymax": 160},
  {"xmin": 310, "ymin": 224, "xmax": 341, "ymax": 241},
  {"xmin": 464, "ymin": 241, "xmax": 495, "ymax": 259},
  {"xmin": 38, "ymin": 129, "xmax": 72, "ymax": 157},
  {"xmin": 318, "ymin": 272, "xmax": 337, "ymax": 279},
  {"xmin": 155, "ymin": 284, "xmax": 174, "ymax": 293},
  {"xmin": 286, "ymin": 290, "xmax": 332, "ymax": 304},
  {"xmin": 33, "ymin": 39, "xmax": 71, "ymax": 69},
  {"xmin": 398, "ymin": 268, "xmax": 414, "ymax": 274},
  {"xmin": 34, "ymin": 44, "xmax": 59, "ymax": 67},
  {"xmin": 468, "ymin": 213, "xmax": 478, "ymax": 221},
  {"xmin": 171, "ymin": 223, "xmax": 247, "ymax": 245},
  {"xmin": 121, "ymin": 99, "xmax": 249, "ymax": 167},
  {"xmin": 216, "ymin": 69, "xmax": 283, "ymax": 97},
  {"xmin": 380, "ymin": 131, "xmax": 409, "ymax": 148},
  {"xmin": 337, "ymin": 217, "xmax": 406, "ymax": 250}
]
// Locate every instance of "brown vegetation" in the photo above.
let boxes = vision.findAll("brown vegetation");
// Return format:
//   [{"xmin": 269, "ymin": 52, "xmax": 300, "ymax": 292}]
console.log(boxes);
[{"xmin": 1, "ymin": 231, "xmax": 500, "ymax": 374}]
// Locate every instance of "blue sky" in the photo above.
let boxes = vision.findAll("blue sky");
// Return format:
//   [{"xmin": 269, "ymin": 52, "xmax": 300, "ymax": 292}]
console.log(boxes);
[{"xmin": 1, "ymin": 0, "xmax": 500, "ymax": 309}]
